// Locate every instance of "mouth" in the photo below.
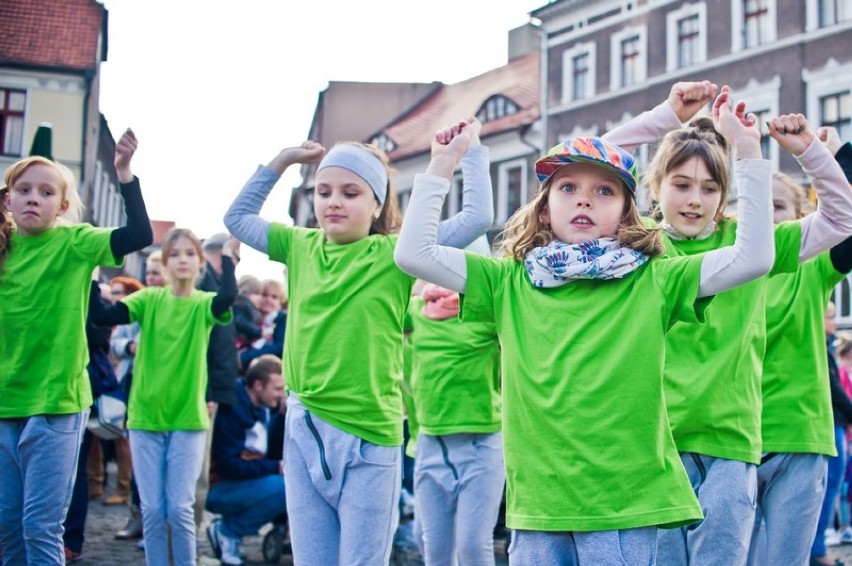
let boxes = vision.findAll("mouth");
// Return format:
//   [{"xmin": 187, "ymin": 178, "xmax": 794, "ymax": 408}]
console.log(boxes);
[
  {"xmin": 570, "ymin": 214, "xmax": 595, "ymax": 227},
  {"xmin": 325, "ymin": 214, "xmax": 346, "ymax": 222},
  {"xmin": 680, "ymin": 212, "xmax": 703, "ymax": 220}
]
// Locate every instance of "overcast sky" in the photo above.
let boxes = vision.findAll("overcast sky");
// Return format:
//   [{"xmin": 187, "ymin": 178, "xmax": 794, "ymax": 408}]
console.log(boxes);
[{"xmin": 98, "ymin": 0, "xmax": 542, "ymax": 280}]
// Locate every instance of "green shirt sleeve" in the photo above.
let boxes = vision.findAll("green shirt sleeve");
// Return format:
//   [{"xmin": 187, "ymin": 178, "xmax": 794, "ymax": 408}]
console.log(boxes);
[
  {"xmin": 460, "ymin": 252, "xmax": 500, "ymax": 324},
  {"xmin": 771, "ymin": 221, "xmax": 803, "ymax": 276},
  {"xmin": 652, "ymin": 255, "xmax": 712, "ymax": 329}
]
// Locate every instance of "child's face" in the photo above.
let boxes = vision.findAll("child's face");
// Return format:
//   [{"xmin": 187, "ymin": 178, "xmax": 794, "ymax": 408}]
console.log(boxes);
[
  {"xmin": 246, "ymin": 291, "xmax": 262, "ymax": 309},
  {"xmin": 541, "ymin": 163, "xmax": 626, "ymax": 245},
  {"xmin": 260, "ymin": 288, "xmax": 282, "ymax": 314},
  {"xmin": 657, "ymin": 156, "xmax": 722, "ymax": 238},
  {"xmin": 165, "ymin": 236, "xmax": 202, "ymax": 284},
  {"xmin": 771, "ymin": 178, "xmax": 800, "ymax": 224},
  {"xmin": 145, "ymin": 259, "xmax": 166, "ymax": 287},
  {"xmin": 4, "ymin": 164, "xmax": 68, "ymax": 236},
  {"xmin": 313, "ymin": 166, "xmax": 382, "ymax": 244}
]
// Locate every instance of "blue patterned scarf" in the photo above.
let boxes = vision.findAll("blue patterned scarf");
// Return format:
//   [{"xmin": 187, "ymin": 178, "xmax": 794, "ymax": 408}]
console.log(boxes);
[{"xmin": 525, "ymin": 238, "xmax": 648, "ymax": 288}]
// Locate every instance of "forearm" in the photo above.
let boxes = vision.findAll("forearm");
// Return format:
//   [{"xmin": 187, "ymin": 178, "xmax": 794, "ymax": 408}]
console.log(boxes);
[
  {"xmin": 223, "ymin": 166, "xmax": 276, "ymax": 253},
  {"xmin": 394, "ymin": 174, "xmax": 468, "ymax": 293},
  {"xmin": 797, "ymin": 138, "xmax": 852, "ymax": 262},
  {"xmin": 697, "ymin": 160, "xmax": 774, "ymax": 297},
  {"xmin": 435, "ymin": 145, "xmax": 494, "ymax": 248},
  {"xmin": 602, "ymin": 101, "xmax": 682, "ymax": 151},
  {"xmin": 109, "ymin": 177, "xmax": 154, "ymax": 258},
  {"xmin": 88, "ymin": 282, "xmax": 131, "ymax": 326},
  {"xmin": 211, "ymin": 256, "xmax": 237, "ymax": 318},
  {"xmin": 110, "ymin": 325, "xmax": 136, "ymax": 359}
]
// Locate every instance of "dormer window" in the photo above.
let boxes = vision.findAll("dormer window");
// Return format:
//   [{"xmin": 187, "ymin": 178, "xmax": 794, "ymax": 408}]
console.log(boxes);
[
  {"xmin": 371, "ymin": 133, "xmax": 396, "ymax": 154},
  {"xmin": 476, "ymin": 96, "xmax": 519, "ymax": 124}
]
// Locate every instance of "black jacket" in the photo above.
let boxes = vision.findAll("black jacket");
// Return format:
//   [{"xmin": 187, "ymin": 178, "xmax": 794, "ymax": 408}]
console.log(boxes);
[{"xmin": 198, "ymin": 262, "xmax": 238, "ymax": 405}]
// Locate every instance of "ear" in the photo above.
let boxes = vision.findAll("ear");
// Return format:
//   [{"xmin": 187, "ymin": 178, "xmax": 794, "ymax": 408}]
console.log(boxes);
[
  {"xmin": 58, "ymin": 198, "xmax": 69, "ymax": 216},
  {"xmin": 539, "ymin": 204, "xmax": 550, "ymax": 226},
  {"xmin": 2, "ymin": 190, "xmax": 9, "ymax": 208}
]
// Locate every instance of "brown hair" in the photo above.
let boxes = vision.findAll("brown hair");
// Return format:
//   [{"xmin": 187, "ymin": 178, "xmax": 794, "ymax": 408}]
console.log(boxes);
[
  {"xmin": 644, "ymin": 124, "xmax": 731, "ymax": 221},
  {"xmin": 110, "ymin": 276, "xmax": 144, "ymax": 295},
  {"xmin": 836, "ymin": 331, "xmax": 852, "ymax": 359},
  {"xmin": 160, "ymin": 228, "xmax": 204, "ymax": 283},
  {"xmin": 498, "ymin": 171, "xmax": 665, "ymax": 261},
  {"xmin": 238, "ymin": 274, "xmax": 263, "ymax": 296},
  {"xmin": 245, "ymin": 354, "xmax": 283, "ymax": 388}
]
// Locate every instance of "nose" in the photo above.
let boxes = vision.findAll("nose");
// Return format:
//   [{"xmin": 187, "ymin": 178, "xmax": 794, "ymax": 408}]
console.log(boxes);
[{"xmin": 575, "ymin": 191, "xmax": 592, "ymax": 208}]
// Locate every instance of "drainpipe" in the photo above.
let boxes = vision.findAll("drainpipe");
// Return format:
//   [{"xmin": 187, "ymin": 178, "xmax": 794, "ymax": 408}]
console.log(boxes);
[
  {"xmin": 81, "ymin": 68, "xmax": 94, "ymax": 223},
  {"xmin": 537, "ymin": 22, "xmax": 548, "ymax": 155}
]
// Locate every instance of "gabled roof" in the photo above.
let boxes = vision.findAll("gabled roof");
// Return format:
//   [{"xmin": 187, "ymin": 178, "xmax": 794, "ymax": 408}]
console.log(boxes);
[
  {"xmin": 378, "ymin": 52, "xmax": 540, "ymax": 161},
  {"xmin": 0, "ymin": 0, "xmax": 107, "ymax": 72}
]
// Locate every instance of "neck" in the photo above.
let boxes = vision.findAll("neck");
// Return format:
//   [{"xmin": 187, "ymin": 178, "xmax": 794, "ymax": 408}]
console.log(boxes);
[{"xmin": 170, "ymin": 278, "xmax": 195, "ymax": 297}]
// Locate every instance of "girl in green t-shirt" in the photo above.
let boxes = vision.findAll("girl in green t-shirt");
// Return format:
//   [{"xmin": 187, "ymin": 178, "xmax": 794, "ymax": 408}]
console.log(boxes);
[
  {"xmin": 606, "ymin": 90, "xmax": 852, "ymax": 564},
  {"xmin": 749, "ymin": 127, "xmax": 852, "ymax": 566},
  {"xmin": 395, "ymin": 87, "xmax": 774, "ymax": 564},
  {"xmin": 0, "ymin": 129, "xmax": 153, "ymax": 564},
  {"xmin": 88, "ymin": 228, "xmax": 237, "ymax": 566},
  {"xmin": 224, "ymin": 118, "xmax": 493, "ymax": 564}
]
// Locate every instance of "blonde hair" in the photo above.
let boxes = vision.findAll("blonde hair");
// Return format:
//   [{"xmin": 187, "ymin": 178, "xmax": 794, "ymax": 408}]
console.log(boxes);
[
  {"xmin": 837, "ymin": 332, "xmax": 852, "ymax": 359},
  {"xmin": 3, "ymin": 156, "xmax": 84, "ymax": 224},
  {"xmin": 262, "ymin": 278, "xmax": 288, "ymax": 309},
  {"xmin": 160, "ymin": 228, "xmax": 204, "ymax": 284},
  {"xmin": 324, "ymin": 142, "xmax": 402, "ymax": 235},
  {"xmin": 0, "ymin": 202, "xmax": 11, "ymax": 275},
  {"xmin": 238, "ymin": 274, "xmax": 262, "ymax": 295},
  {"xmin": 772, "ymin": 171, "xmax": 809, "ymax": 218},
  {"xmin": 644, "ymin": 124, "xmax": 731, "ymax": 222},
  {"xmin": 498, "ymin": 172, "xmax": 664, "ymax": 261}
]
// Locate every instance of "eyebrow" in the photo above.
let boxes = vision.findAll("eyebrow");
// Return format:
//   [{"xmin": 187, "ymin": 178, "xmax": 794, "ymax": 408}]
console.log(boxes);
[{"xmin": 671, "ymin": 174, "xmax": 718, "ymax": 184}]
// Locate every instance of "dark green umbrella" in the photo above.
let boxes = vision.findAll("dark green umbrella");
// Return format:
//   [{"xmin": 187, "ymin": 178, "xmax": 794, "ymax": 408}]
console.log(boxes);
[{"xmin": 29, "ymin": 122, "xmax": 53, "ymax": 160}]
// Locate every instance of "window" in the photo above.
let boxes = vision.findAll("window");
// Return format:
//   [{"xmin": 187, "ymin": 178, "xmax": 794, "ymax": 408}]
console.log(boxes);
[
  {"xmin": 0, "ymin": 88, "xmax": 25, "ymax": 157},
  {"xmin": 666, "ymin": 3, "xmax": 707, "ymax": 71},
  {"xmin": 677, "ymin": 15, "xmax": 701, "ymax": 67},
  {"xmin": 752, "ymin": 109, "xmax": 773, "ymax": 161},
  {"xmin": 610, "ymin": 26, "xmax": 647, "ymax": 91},
  {"xmin": 441, "ymin": 174, "xmax": 464, "ymax": 220},
  {"xmin": 371, "ymin": 133, "xmax": 396, "ymax": 155},
  {"xmin": 819, "ymin": 0, "xmax": 852, "ymax": 26},
  {"xmin": 821, "ymin": 92, "xmax": 851, "ymax": 143},
  {"xmin": 497, "ymin": 159, "xmax": 527, "ymax": 224},
  {"xmin": 729, "ymin": 77, "xmax": 781, "ymax": 169},
  {"xmin": 731, "ymin": 0, "xmax": 776, "ymax": 51},
  {"xmin": 475, "ymin": 96, "xmax": 519, "ymax": 124},
  {"xmin": 561, "ymin": 41, "xmax": 596, "ymax": 104}
]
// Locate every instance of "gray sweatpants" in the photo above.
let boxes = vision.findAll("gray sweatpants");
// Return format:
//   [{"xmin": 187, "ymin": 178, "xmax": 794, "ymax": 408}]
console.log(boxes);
[
  {"xmin": 747, "ymin": 452, "xmax": 827, "ymax": 566},
  {"xmin": 284, "ymin": 394, "xmax": 401, "ymax": 565},
  {"xmin": 414, "ymin": 432, "xmax": 505, "ymax": 565},
  {"xmin": 656, "ymin": 453, "xmax": 757, "ymax": 566},
  {"xmin": 508, "ymin": 527, "xmax": 657, "ymax": 565}
]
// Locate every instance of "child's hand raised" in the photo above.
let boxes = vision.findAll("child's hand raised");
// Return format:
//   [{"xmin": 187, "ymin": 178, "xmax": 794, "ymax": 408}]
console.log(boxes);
[
  {"xmin": 222, "ymin": 236, "xmax": 241, "ymax": 262},
  {"xmin": 427, "ymin": 119, "xmax": 474, "ymax": 179},
  {"xmin": 712, "ymin": 85, "xmax": 761, "ymax": 159},
  {"xmin": 768, "ymin": 114, "xmax": 814, "ymax": 157},
  {"xmin": 114, "ymin": 128, "xmax": 138, "ymax": 183},
  {"xmin": 818, "ymin": 125, "xmax": 842, "ymax": 156},
  {"xmin": 669, "ymin": 80, "xmax": 717, "ymax": 123},
  {"xmin": 279, "ymin": 141, "xmax": 325, "ymax": 166}
]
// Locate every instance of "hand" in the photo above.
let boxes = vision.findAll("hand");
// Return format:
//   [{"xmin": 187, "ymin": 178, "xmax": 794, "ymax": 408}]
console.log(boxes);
[
  {"xmin": 768, "ymin": 113, "xmax": 814, "ymax": 157},
  {"xmin": 712, "ymin": 85, "xmax": 761, "ymax": 159},
  {"xmin": 426, "ymin": 119, "xmax": 473, "ymax": 179},
  {"xmin": 668, "ymin": 80, "xmax": 717, "ymax": 123},
  {"xmin": 222, "ymin": 236, "xmax": 241, "ymax": 262},
  {"xmin": 267, "ymin": 141, "xmax": 325, "ymax": 175},
  {"xmin": 818, "ymin": 126, "xmax": 843, "ymax": 156},
  {"xmin": 128, "ymin": 342, "xmax": 137, "ymax": 355},
  {"xmin": 207, "ymin": 402, "xmax": 217, "ymax": 418},
  {"xmin": 114, "ymin": 128, "xmax": 138, "ymax": 183}
]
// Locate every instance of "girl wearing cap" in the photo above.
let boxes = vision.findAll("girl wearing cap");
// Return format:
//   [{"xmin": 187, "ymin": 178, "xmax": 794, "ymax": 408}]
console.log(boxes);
[
  {"xmin": 406, "ymin": 236, "xmax": 503, "ymax": 565},
  {"xmin": 223, "ymin": 118, "xmax": 492, "ymax": 564},
  {"xmin": 603, "ymin": 87, "xmax": 852, "ymax": 565},
  {"xmin": 395, "ymin": 87, "xmax": 773, "ymax": 564}
]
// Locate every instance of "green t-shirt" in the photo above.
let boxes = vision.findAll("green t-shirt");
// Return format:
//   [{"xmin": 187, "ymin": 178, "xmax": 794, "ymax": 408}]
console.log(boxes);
[
  {"xmin": 0, "ymin": 224, "xmax": 119, "ymax": 417},
  {"xmin": 462, "ymin": 252, "xmax": 708, "ymax": 532},
  {"xmin": 408, "ymin": 296, "xmax": 501, "ymax": 436},
  {"xmin": 402, "ymin": 327, "xmax": 419, "ymax": 459},
  {"xmin": 268, "ymin": 223, "xmax": 414, "ymax": 446},
  {"xmin": 660, "ymin": 220, "xmax": 801, "ymax": 463},
  {"xmin": 761, "ymin": 249, "xmax": 846, "ymax": 454},
  {"xmin": 123, "ymin": 287, "xmax": 231, "ymax": 431}
]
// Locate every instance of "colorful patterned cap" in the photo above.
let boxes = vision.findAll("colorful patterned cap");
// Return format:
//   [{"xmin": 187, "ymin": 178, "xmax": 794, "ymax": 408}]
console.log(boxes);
[{"xmin": 535, "ymin": 137, "xmax": 638, "ymax": 195}]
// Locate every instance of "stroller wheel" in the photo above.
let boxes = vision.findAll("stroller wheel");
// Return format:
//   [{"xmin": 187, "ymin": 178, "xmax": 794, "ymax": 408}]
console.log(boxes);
[{"xmin": 262, "ymin": 524, "xmax": 286, "ymax": 563}]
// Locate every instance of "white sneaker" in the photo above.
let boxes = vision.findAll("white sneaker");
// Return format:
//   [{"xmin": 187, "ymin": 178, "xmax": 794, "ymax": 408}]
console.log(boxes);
[
  {"xmin": 841, "ymin": 526, "xmax": 852, "ymax": 544},
  {"xmin": 215, "ymin": 522, "xmax": 243, "ymax": 566},
  {"xmin": 826, "ymin": 528, "xmax": 842, "ymax": 547}
]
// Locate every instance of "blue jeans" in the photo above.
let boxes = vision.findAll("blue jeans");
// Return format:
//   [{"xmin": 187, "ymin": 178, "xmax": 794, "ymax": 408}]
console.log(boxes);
[
  {"xmin": 63, "ymin": 429, "xmax": 95, "ymax": 553},
  {"xmin": 508, "ymin": 527, "xmax": 657, "ymax": 565},
  {"xmin": 812, "ymin": 424, "xmax": 847, "ymax": 558},
  {"xmin": 206, "ymin": 475, "xmax": 286, "ymax": 538},
  {"xmin": 0, "ymin": 412, "xmax": 87, "ymax": 566},
  {"xmin": 130, "ymin": 429, "xmax": 206, "ymax": 566}
]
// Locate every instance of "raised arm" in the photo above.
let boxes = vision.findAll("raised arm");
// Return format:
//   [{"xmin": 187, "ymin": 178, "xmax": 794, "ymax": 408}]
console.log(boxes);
[
  {"xmin": 110, "ymin": 128, "xmax": 154, "ymax": 258},
  {"xmin": 395, "ymin": 124, "xmax": 472, "ymax": 292},
  {"xmin": 88, "ymin": 281, "xmax": 131, "ymax": 327},
  {"xmin": 224, "ymin": 142, "xmax": 325, "ymax": 253},
  {"xmin": 435, "ymin": 118, "xmax": 494, "ymax": 247},
  {"xmin": 603, "ymin": 81, "xmax": 717, "ymax": 151},
  {"xmin": 772, "ymin": 118, "xmax": 852, "ymax": 262},
  {"xmin": 697, "ymin": 86, "xmax": 773, "ymax": 297},
  {"xmin": 211, "ymin": 238, "xmax": 239, "ymax": 319}
]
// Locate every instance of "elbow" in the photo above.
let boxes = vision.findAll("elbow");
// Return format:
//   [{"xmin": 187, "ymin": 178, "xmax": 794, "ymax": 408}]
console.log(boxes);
[
  {"xmin": 141, "ymin": 223, "xmax": 154, "ymax": 248},
  {"xmin": 745, "ymin": 252, "xmax": 774, "ymax": 281},
  {"xmin": 393, "ymin": 245, "xmax": 416, "ymax": 277},
  {"xmin": 223, "ymin": 209, "xmax": 238, "ymax": 235}
]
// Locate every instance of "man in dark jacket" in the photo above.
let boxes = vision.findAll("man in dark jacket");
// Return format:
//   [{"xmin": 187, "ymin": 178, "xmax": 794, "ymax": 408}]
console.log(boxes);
[
  {"xmin": 195, "ymin": 232, "xmax": 241, "ymax": 527},
  {"xmin": 205, "ymin": 355, "xmax": 286, "ymax": 566}
]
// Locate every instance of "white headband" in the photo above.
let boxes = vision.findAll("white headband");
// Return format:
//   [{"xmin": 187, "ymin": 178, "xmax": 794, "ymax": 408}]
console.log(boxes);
[{"xmin": 316, "ymin": 145, "xmax": 388, "ymax": 205}]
